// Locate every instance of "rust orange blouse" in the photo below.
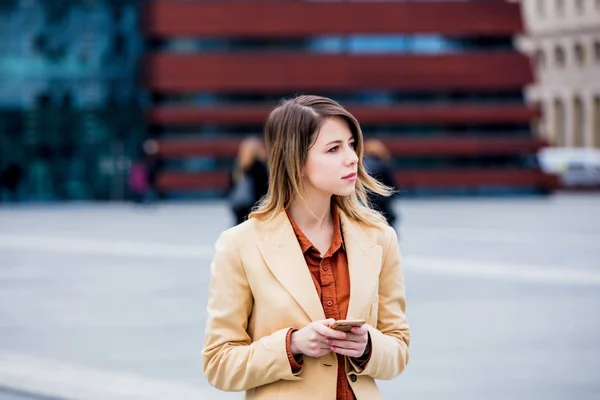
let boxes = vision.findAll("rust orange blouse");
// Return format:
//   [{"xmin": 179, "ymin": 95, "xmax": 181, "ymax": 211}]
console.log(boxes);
[{"xmin": 284, "ymin": 206, "xmax": 370, "ymax": 400}]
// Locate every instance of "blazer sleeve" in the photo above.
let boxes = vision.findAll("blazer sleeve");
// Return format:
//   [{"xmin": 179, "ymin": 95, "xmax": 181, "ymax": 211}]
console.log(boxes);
[
  {"xmin": 202, "ymin": 230, "xmax": 302, "ymax": 392},
  {"xmin": 349, "ymin": 226, "xmax": 410, "ymax": 379}
]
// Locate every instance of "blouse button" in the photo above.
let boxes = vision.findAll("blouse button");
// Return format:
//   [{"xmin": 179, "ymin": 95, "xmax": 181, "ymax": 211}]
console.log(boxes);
[
  {"xmin": 326, "ymin": 300, "xmax": 333, "ymax": 307},
  {"xmin": 322, "ymin": 265, "xmax": 329, "ymax": 271}
]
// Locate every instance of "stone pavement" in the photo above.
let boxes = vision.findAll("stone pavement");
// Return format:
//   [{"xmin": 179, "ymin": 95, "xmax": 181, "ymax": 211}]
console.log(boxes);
[{"xmin": 1, "ymin": 194, "xmax": 599, "ymax": 399}]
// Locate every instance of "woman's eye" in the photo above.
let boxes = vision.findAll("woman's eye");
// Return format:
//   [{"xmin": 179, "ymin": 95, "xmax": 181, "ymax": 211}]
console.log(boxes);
[
  {"xmin": 349, "ymin": 142, "xmax": 356, "ymax": 149},
  {"xmin": 328, "ymin": 146, "xmax": 339, "ymax": 153}
]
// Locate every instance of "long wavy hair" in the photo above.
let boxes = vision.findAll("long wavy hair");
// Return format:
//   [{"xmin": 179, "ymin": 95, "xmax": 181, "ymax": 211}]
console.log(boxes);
[{"xmin": 249, "ymin": 95, "xmax": 393, "ymax": 227}]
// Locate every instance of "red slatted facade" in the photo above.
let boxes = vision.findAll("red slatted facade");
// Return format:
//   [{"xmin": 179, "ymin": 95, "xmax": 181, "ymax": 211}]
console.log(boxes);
[{"xmin": 141, "ymin": 0, "xmax": 558, "ymax": 194}]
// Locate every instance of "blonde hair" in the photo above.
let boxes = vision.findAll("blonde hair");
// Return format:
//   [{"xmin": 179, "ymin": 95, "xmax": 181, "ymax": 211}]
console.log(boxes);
[
  {"xmin": 233, "ymin": 136, "xmax": 266, "ymax": 183},
  {"xmin": 249, "ymin": 95, "xmax": 393, "ymax": 227},
  {"xmin": 364, "ymin": 138, "xmax": 391, "ymax": 161}
]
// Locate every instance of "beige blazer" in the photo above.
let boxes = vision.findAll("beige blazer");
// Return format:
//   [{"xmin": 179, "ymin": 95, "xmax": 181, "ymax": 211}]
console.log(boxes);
[{"xmin": 202, "ymin": 209, "xmax": 410, "ymax": 399}]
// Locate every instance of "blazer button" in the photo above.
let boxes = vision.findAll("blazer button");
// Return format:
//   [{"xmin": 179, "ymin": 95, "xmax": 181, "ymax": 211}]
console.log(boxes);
[
  {"xmin": 350, "ymin": 374, "xmax": 357, "ymax": 382},
  {"xmin": 326, "ymin": 300, "xmax": 333, "ymax": 307}
]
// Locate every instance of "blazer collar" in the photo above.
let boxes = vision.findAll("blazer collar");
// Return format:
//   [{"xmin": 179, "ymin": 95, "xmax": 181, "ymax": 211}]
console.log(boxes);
[
  {"xmin": 259, "ymin": 206, "xmax": 376, "ymax": 250},
  {"xmin": 255, "ymin": 207, "xmax": 380, "ymax": 322}
]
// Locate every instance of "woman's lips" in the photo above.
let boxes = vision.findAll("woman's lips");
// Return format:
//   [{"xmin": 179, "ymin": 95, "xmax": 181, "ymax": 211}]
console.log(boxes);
[{"xmin": 342, "ymin": 172, "xmax": 357, "ymax": 181}]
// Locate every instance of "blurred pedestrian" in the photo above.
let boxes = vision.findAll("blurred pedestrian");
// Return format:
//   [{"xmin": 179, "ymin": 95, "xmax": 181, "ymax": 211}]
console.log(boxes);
[
  {"xmin": 228, "ymin": 136, "xmax": 269, "ymax": 225},
  {"xmin": 128, "ymin": 158, "xmax": 149, "ymax": 204},
  {"xmin": 142, "ymin": 139, "xmax": 165, "ymax": 201},
  {"xmin": 363, "ymin": 139, "xmax": 399, "ymax": 228},
  {"xmin": 0, "ymin": 162, "xmax": 24, "ymax": 202},
  {"xmin": 203, "ymin": 95, "xmax": 410, "ymax": 399}
]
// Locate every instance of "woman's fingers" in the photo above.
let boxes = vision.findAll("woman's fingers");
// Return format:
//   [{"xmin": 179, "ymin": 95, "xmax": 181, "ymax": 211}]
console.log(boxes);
[
  {"xmin": 308, "ymin": 343, "xmax": 332, "ymax": 358},
  {"xmin": 341, "ymin": 332, "xmax": 368, "ymax": 343},
  {"xmin": 314, "ymin": 324, "xmax": 347, "ymax": 340},
  {"xmin": 350, "ymin": 325, "xmax": 368, "ymax": 335},
  {"xmin": 329, "ymin": 346, "xmax": 363, "ymax": 358},
  {"xmin": 324, "ymin": 338, "xmax": 361, "ymax": 350}
]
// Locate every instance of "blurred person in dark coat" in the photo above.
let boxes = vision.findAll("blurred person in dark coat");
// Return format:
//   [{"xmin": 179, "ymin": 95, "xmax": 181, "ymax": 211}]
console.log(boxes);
[
  {"xmin": 0, "ymin": 163, "xmax": 24, "ymax": 202},
  {"xmin": 228, "ymin": 137, "xmax": 269, "ymax": 225},
  {"xmin": 363, "ymin": 139, "xmax": 399, "ymax": 228},
  {"xmin": 143, "ymin": 139, "xmax": 165, "ymax": 201}
]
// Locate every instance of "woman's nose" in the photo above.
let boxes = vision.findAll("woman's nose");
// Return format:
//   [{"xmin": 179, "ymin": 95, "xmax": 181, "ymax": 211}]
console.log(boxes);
[{"xmin": 346, "ymin": 148, "xmax": 358, "ymax": 165}]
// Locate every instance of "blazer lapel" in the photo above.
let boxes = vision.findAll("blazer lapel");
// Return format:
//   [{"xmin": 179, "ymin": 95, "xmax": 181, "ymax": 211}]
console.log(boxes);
[
  {"xmin": 340, "ymin": 211, "xmax": 383, "ymax": 321},
  {"xmin": 256, "ymin": 212, "xmax": 326, "ymax": 322}
]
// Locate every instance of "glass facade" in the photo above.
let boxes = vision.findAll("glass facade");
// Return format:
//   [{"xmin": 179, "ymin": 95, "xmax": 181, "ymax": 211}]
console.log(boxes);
[{"xmin": 0, "ymin": 0, "xmax": 143, "ymax": 201}]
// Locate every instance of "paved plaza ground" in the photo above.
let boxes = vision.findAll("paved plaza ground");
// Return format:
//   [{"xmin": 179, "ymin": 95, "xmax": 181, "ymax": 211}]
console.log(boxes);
[{"xmin": 1, "ymin": 194, "xmax": 599, "ymax": 399}]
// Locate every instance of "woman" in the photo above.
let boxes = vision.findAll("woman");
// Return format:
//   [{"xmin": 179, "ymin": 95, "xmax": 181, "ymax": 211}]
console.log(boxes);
[
  {"xmin": 228, "ymin": 136, "xmax": 269, "ymax": 225},
  {"xmin": 203, "ymin": 95, "xmax": 410, "ymax": 399}
]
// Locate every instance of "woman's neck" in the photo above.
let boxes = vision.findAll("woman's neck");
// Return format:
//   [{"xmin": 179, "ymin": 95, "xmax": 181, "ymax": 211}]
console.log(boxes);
[{"xmin": 288, "ymin": 192, "xmax": 333, "ymax": 232}]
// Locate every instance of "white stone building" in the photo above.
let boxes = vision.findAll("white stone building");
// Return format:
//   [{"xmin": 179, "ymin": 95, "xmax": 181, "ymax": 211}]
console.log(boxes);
[{"xmin": 517, "ymin": 0, "xmax": 600, "ymax": 148}]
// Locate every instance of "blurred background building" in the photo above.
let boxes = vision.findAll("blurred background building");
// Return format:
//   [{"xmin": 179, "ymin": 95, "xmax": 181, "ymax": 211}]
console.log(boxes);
[
  {"xmin": 516, "ymin": 0, "xmax": 600, "ymax": 188},
  {"xmin": 0, "ymin": 0, "xmax": 143, "ymax": 201},
  {"xmin": 1, "ymin": 0, "xmax": 562, "ymax": 202},
  {"xmin": 517, "ymin": 0, "xmax": 600, "ymax": 148}
]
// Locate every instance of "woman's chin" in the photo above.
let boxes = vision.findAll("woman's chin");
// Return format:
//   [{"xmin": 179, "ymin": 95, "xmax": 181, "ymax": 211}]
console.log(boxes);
[{"xmin": 333, "ymin": 186, "xmax": 356, "ymax": 197}]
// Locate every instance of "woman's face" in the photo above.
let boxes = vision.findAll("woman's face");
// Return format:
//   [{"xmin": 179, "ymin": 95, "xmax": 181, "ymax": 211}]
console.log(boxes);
[{"xmin": 302, "ymin": 117, "xmax": 359, "ymax": 198}]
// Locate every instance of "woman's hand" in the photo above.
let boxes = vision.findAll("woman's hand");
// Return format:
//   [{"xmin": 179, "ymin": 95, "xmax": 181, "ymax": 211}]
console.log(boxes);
[
  {"xmin": 290, "ymin": 319, "xmax": 348, "ymax": 358},
  {"xmin": 326, "ymin": 325, "xmax": 369, "ymax": 358}
]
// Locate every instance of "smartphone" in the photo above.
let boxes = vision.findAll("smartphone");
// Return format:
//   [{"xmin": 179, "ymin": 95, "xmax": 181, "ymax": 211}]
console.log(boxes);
[{"xmin": 330, "ymin": 319, "xmax": 366, "ymax": 332}]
